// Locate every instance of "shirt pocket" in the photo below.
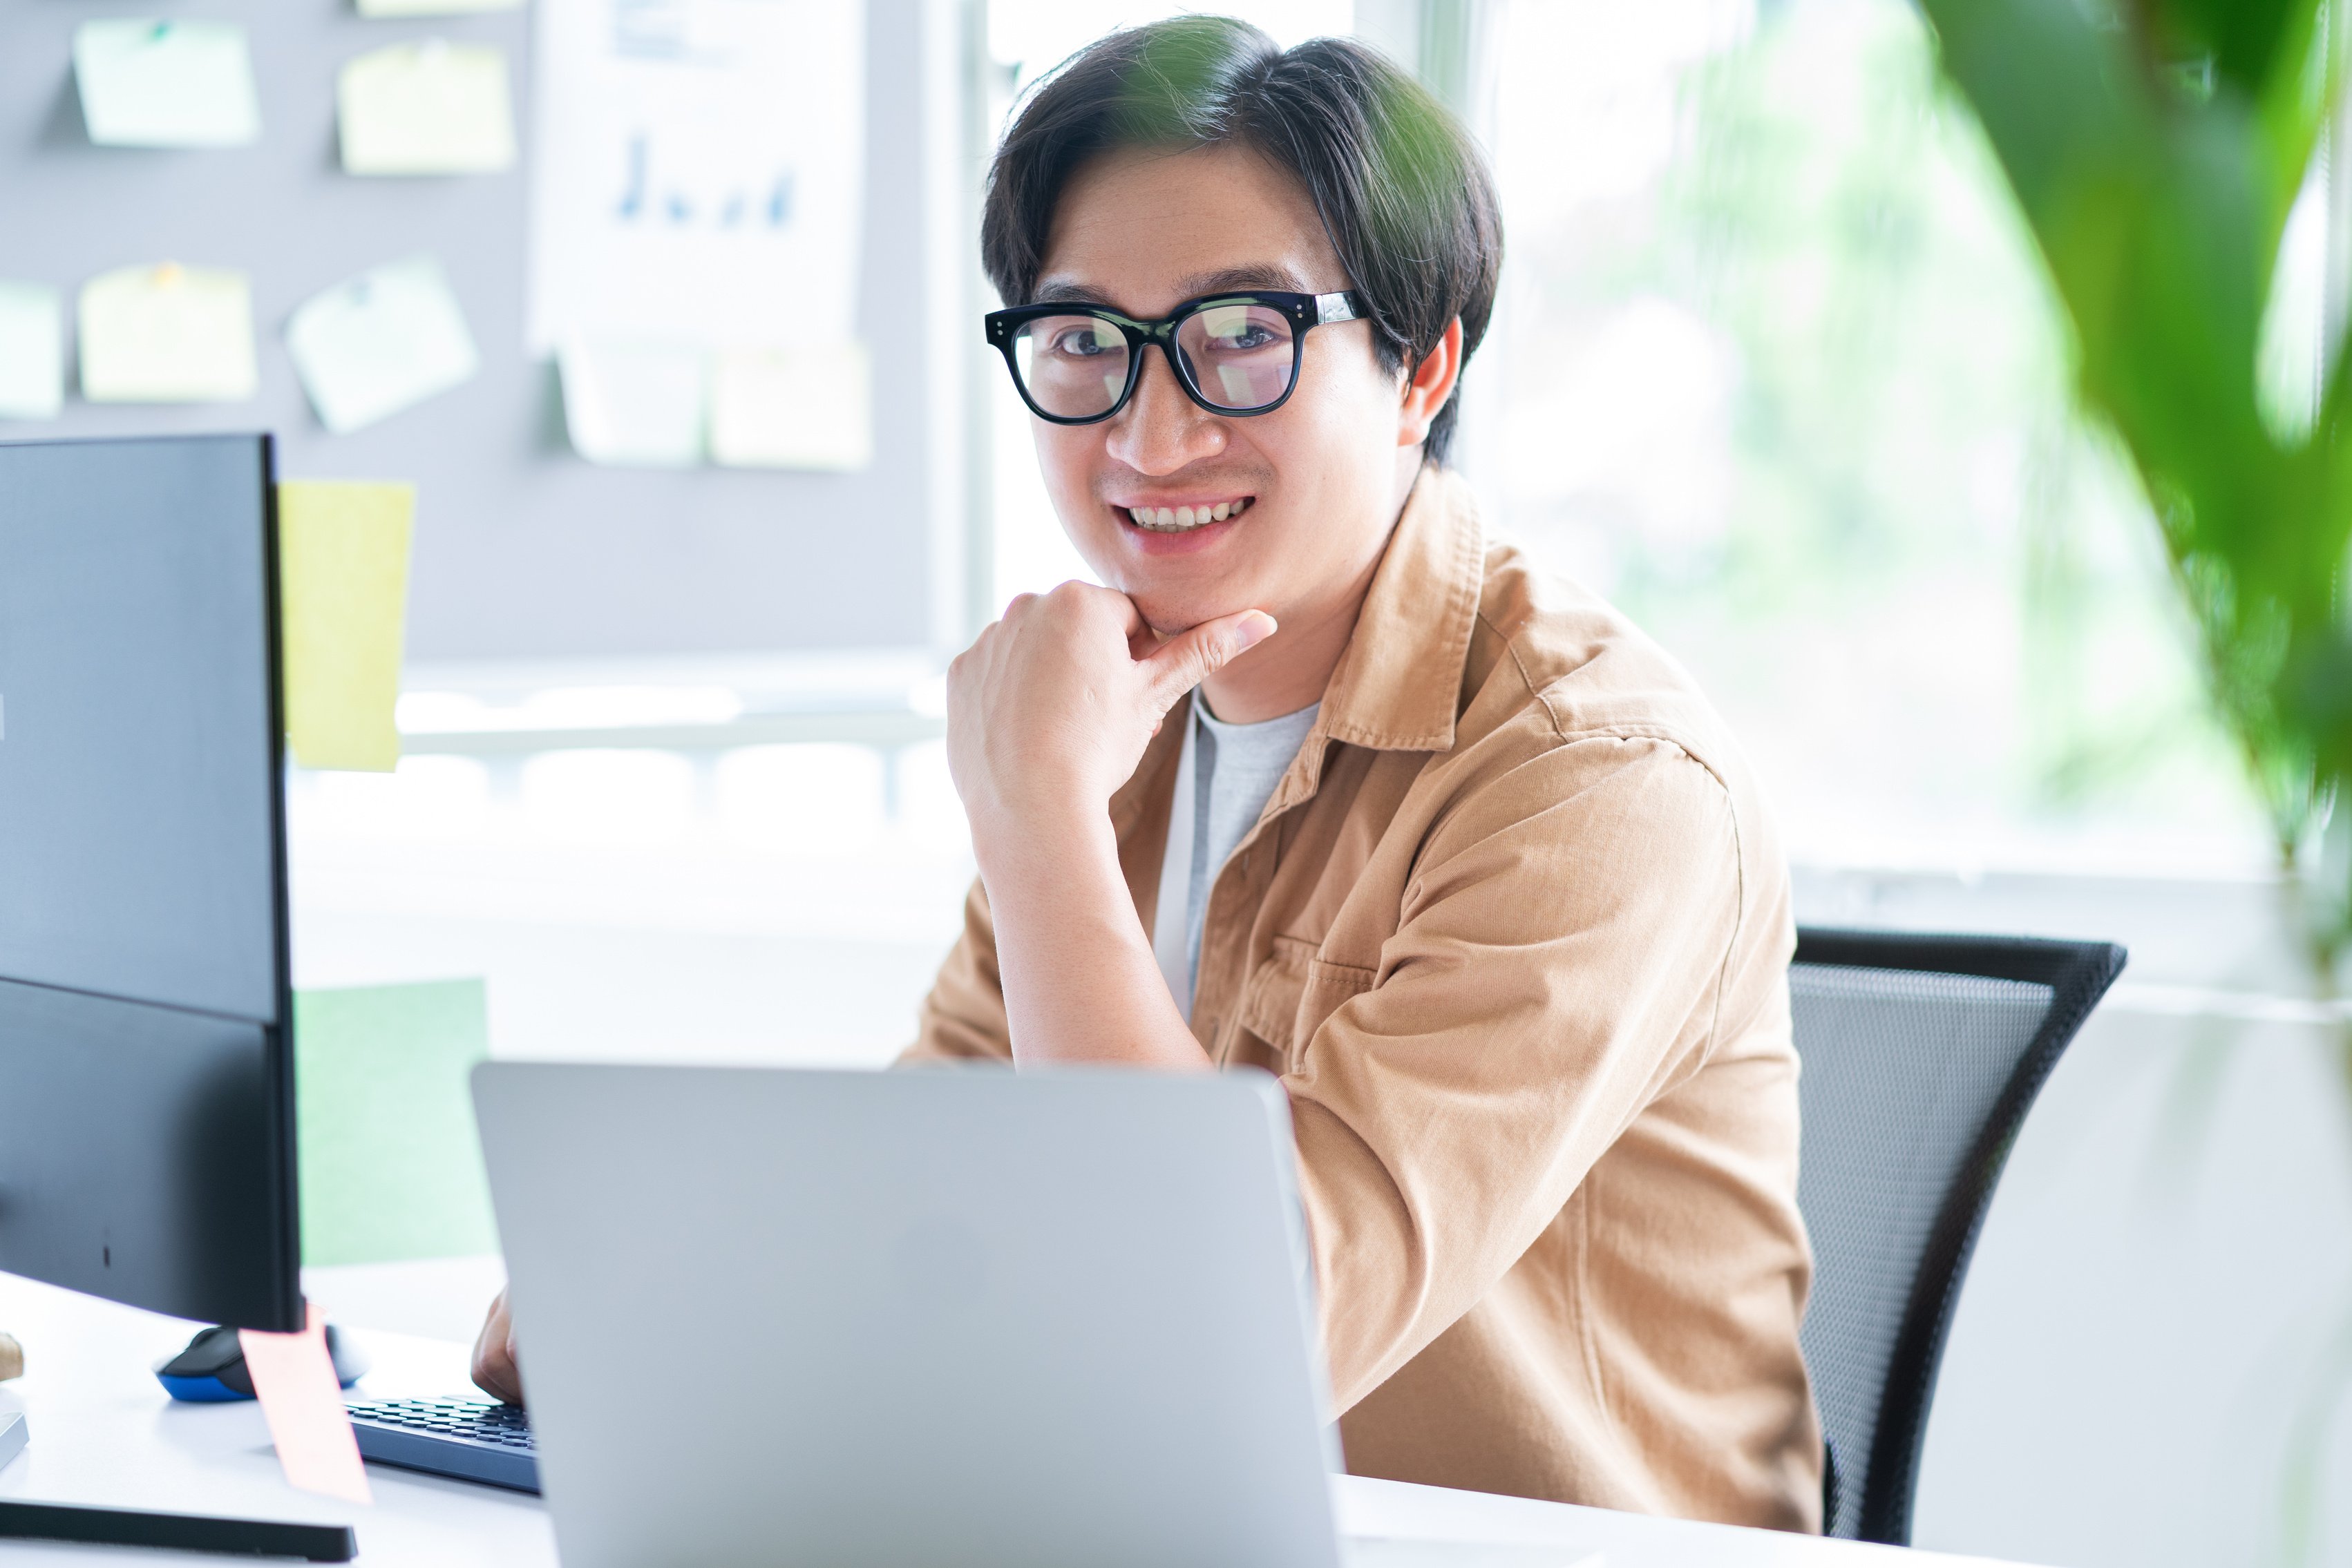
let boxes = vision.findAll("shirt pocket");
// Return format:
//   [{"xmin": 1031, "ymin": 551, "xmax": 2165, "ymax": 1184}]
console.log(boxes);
[
  {"xmin": 1295, "ymin": 957, "xmax": 1376, "ymax": 1068},
  {"xmin": 1235, "ymin": 941, "xmax": 1310, "ymax": 1069},
  {"xmin": 1237, "ymin": 939, "xmax": 1376, "ymax": 1073}
]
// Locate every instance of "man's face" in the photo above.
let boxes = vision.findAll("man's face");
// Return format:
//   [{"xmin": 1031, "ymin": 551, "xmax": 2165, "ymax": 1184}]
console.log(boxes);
[{"xmin": 1028, "ymin": 142, "xmax": 1425, "ymax": 640}]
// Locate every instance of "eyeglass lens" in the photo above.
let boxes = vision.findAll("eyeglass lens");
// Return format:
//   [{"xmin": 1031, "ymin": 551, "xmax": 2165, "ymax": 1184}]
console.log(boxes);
[{"xmin": 1008, "ymin": 303, "xmax": 1298, "ymax": 419}]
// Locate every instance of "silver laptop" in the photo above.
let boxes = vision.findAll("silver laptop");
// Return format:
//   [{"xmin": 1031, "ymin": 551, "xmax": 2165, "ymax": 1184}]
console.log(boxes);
[{"xmin": 471, "ymin": 1062, "xmax": 1595, "ymax": 1568}]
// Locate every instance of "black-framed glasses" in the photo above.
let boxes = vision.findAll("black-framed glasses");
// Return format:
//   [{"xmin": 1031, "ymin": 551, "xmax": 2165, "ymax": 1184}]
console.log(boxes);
[{"xmin": 984, "ymin": 290, "xmax": 1365, "ymax": 425}]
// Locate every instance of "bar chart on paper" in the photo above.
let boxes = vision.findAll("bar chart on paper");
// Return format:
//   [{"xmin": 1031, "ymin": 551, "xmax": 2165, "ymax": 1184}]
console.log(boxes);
[{"xmin": 529, "ymin": 0, "xmax": 873, "ymax": 472}]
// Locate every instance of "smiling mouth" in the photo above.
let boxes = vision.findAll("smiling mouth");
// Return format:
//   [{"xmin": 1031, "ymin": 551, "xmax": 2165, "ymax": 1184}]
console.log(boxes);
[{"xmin": 1122, "ymin": 497, "xmax": 1253, "ymax": 533}]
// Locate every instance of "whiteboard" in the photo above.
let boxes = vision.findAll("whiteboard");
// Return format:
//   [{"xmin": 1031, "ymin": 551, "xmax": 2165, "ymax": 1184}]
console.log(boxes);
[{"xmin": 0, "ymin": 0, "xmax": 962, "ymax": 671}]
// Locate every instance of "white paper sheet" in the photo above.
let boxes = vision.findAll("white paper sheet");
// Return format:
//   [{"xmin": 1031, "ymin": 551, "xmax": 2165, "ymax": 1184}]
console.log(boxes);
[
  {"xmin": 0, "ymin": 282, "xmax": 64, "ymax": 421},
  {"xmin": 339, "ymin": 40, "xmax": 517, "ymax": 175},
  {"xmin": 77, "ymin": 263, "xmax": 257, "ymax": 403},
  {"xmin": 75, "ymin": 19, "xmax": 261, "ymax": 149},
  {"xmin": 559, "ymin": 337, "xmax": 708, "ymax": 466},
  {"xmin": 287, "ymin": 256, "xmax": 481, "ymax": 433},
  {"xmin": 526, "ymin": 0, "xmax": 865, "ymax": 354}
]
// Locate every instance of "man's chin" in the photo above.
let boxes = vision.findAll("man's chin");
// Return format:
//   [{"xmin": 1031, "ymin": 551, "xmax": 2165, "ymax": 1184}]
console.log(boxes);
[{"xmin": 1128, "ymin": 593, "xmax": 1243, "ymax": 644}]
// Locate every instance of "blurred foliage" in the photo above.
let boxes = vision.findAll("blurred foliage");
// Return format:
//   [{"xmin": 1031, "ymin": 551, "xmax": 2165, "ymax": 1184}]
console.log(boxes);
[
  {"xmin": 1493, "ymin": 0, "xmax": 2259, "ymax": 860},
  {"xmin": 1919, "ymin": 0, "xmax": 2352, "ymax": 991},
  {"xmin": 1667, "ymin": 3, "xmax": 2228, "ymax": 821}
]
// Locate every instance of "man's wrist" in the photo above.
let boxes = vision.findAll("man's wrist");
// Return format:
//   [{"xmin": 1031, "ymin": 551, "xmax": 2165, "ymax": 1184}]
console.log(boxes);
[{"xmin": 969, "ymin": 796, "xmax": 1119, "ymax": 885}]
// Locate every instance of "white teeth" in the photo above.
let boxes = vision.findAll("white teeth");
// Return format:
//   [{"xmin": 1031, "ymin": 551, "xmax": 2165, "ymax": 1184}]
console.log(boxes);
[{"xmin": 1123, "ymin": 498, "xmax": 1251, "ymax": 531}]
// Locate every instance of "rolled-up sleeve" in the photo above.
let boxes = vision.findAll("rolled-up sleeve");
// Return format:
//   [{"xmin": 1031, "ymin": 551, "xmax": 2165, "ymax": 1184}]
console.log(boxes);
[
  {"xmin": 1282, "ymin": 735, "xmax": 1747, "ymax": 1411},
  {"xmin": 900, "ymin": 876, "xmax": 1014, "ymax": 1064}
]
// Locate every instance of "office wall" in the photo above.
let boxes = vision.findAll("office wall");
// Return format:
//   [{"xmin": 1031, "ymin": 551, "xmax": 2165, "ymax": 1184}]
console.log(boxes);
[{"xmin": 0, "ymin": 1, "xmax": 961, "ymax": 669}]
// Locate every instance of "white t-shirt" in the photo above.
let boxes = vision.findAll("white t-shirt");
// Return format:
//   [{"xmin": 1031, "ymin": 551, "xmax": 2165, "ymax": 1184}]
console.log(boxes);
[{"xmin": 1150, "ymin": 695, "xmax": 1321, "ymax": 1020}]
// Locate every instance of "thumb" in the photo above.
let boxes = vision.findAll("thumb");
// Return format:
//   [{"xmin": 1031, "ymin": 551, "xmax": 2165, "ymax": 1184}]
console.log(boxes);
[{"xmin": 1141, "ymin": 609, "xmax": 1278, "ymax": 711}]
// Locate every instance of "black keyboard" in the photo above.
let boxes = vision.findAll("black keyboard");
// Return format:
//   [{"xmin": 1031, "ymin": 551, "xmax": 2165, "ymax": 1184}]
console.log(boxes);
[{"xmin": 345, "ymin": 1397, "xmax": 540, "ymax": 1493}]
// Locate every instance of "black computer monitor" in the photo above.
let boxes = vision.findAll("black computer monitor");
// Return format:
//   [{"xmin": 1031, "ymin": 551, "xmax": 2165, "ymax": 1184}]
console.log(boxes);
[{"xmin": 0, "ymin": 433, "xmax": 302, "ymax": 1335}]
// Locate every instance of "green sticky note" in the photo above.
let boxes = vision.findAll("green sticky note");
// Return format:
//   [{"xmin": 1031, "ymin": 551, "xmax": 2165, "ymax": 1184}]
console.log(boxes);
[
  {"xmin": 296, "ymin": 980, "xmax": 498, "ymax": 1268},
  {"xmin": 75, "ymin": 20, "xmax": 262, "ymax": 149},
  {"xmin": 287, "ymin": 256, "xmax": 480, "ymax": 433},
  {"xmin": 277, "ymin": 480, "xmax": 414, "ymax": 772},
  {"xmin": 0, "ymin": 281, "xmax": 63, "ymax": 420}
]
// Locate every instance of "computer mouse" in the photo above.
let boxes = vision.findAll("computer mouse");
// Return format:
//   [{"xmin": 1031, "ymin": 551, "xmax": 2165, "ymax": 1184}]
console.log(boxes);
[{"xmin": 155, "ymin": 1323, "xmax": 370, "ymax": 1403}]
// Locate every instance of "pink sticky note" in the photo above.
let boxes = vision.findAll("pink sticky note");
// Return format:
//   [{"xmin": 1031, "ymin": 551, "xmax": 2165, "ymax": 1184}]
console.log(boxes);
[{"xmin": 240, "ymin": 1304, "xmax": 372, "ymax": 1504}]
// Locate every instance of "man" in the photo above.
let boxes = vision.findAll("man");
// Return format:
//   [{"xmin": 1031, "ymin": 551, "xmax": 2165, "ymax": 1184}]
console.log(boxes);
[{"xmin": 477, "ymin": 16, "xmax": 1823, "ymax": 1531}]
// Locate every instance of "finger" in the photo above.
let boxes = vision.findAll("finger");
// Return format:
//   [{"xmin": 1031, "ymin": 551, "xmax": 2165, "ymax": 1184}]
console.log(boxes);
[
  {"xmin": 475, "ymin": 1339, "xmax": 522, "ymax": 1406},
  {"xmin": 471, "ymin": 1340, "xmax": 515, "ymax": 1404},
  {"xmin": 469, "ymin": 1292, "xmax": 523, "ymax": 1404},
  {"xmin": 1139, "ymin": 609, "xmax": 1277, "ymax": 711}
]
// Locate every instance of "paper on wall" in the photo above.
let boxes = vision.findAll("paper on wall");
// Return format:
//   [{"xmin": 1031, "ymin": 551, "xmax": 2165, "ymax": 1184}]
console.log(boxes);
[
  {"xmin": 0, "ymin": 283, "xmax": 63, "ymax": 420},
  {"xmin": 526, "ymin": 0, "xmax": 864, "ymax": 354},
  {"xmin": 339, "ymin": 40, "xmax": 516, "ymax": 175},
  {"xmin": 296, "ymin": 980, "xmax": 498, "ymax": 1268},
  {"xmin": 710, "ymin": 342, "xmax": 872, "ymax": 470},
  {"xmin": 558, "ymin": 336, "xmax": 707, "ymax": 466},
  {"xmin": 74, "ymin": 20, "xmax": 261, "ymax": 149},
  {"xmin": 287, "ymin": 256, "xmax": 480, "ymax": 432},
  {"xmin": 239, "ymin": 1304, "xmax": 372, "ymax": 1504},
  {"xmin": 77, "ymin": 264, "xmax": 256, "ymax": 403},
  {"xmin": 277, "ymin": 481, "xmax": 414, "ymax": 773},
  {"xmin": 357, "ymin": 0, "xmax": 522, "ymax": 15}
]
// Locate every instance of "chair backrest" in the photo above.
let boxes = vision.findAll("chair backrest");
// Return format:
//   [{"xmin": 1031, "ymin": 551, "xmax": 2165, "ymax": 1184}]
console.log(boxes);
[{"xmin": 1790, "ymin": 928, "xmax": 2125, "ymax": 1544}]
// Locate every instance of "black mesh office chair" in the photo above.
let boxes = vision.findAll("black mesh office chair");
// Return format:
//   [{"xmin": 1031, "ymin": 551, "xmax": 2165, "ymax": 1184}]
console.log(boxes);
[{"xmin": 1790, "ymin": 927, "xmax": 2125, "ymax": 1544}]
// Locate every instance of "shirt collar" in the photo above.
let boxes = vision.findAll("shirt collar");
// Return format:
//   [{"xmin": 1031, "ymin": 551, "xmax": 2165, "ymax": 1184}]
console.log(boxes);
[{"xmin": 1312, "ymin": 463, "xmax": 1485, "ymax": 756}]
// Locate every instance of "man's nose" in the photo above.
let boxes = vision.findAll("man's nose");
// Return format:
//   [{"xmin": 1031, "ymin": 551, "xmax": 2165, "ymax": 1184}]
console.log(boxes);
[{"xmin": 1103, "ymin": 345, "xmax": 1224, "ymax": 475}]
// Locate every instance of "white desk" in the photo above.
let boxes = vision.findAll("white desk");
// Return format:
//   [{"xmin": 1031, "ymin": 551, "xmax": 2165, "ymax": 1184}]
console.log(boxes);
[{"xmin": 0, "ymin": 1271, "xmax": 2033, "ymax": 1567}]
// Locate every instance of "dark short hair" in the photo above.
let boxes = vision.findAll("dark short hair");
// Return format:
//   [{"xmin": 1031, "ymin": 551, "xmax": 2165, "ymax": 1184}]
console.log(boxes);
[{"xmin": 980, "ymin": 16, "xmax": 1503, "ymax": 466}]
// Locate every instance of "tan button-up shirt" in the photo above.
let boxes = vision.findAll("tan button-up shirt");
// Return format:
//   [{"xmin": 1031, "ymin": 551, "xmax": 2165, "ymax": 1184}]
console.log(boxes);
[{"xmin": 902, "ymin": 467, "xmax": 1823, "ymax": 1532}]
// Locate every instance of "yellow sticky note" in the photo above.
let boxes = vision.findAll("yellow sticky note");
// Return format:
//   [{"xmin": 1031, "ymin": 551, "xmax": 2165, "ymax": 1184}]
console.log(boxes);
[
  {"xmin": 278, "ymin": 481, "xmax": 414, "ymax": 773},
  {"xmin": 75, "ymin": 19, "xmax": 261, "ymax": 149},
  {"xmin": 710, "ymin": 342, "xmax": 873, "ymax": 471},
  {"xmin": 0, "ymin": 281, "xmax": 64, "ymax": 420},
  {"xmin": 78, "ymin": 263, "xmax": 256, "ymax": 403},
  {"xmin": 239, "ymin": 1304, "xmax": 372, "ymax": 1504},
  {"xmin": 338, "ymin": 41, "xmax": 515, "ymax": 175}
]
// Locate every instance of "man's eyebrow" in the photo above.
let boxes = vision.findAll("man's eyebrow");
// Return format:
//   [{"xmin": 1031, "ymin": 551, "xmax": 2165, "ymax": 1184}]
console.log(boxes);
[
  {"xmin": 1026, "ymin": 263, "xmax": 1322, "ymax": 310},
  {"xmin": 1030, "ymin": 280, "xmax": 1115, "ymax": 305},
  {"xmin": 1177, "ymin": 264, "xmax": 1315, "ymax": 295}
]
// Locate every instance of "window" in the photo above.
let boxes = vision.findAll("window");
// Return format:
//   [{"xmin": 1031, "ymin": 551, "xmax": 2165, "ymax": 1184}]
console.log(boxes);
[{"xmin": 1475, "ymin": 0, "xmax": 2275, "ymax": 875}]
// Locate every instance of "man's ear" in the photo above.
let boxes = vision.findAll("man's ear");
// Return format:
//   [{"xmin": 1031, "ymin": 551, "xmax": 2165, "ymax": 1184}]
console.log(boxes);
[{"xmin": 1397, "ymin": 318, "xmax": 1465, "ymax": 449}]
